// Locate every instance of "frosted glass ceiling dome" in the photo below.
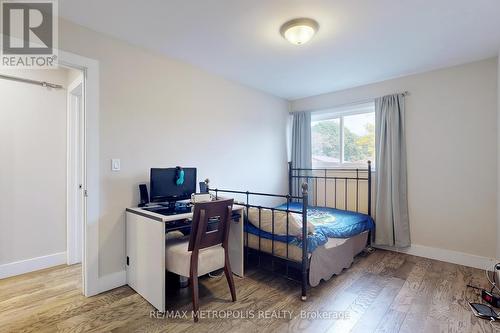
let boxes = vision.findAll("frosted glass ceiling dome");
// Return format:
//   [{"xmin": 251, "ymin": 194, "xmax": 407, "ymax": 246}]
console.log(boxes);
[{"xmin": 280, "ymin": 18, "xmax": 319, "ymax": 45}]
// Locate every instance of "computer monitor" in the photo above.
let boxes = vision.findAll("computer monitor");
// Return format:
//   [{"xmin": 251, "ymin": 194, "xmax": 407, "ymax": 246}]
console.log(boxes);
[{"xmin": 150, "ymin": 167, "xmax": 197, "ymax": 203}]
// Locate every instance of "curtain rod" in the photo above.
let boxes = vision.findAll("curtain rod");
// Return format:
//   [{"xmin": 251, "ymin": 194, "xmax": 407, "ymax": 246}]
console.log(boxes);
[
  {"xmin": 0, "ymin": 73, "xmax": 63, "ymax": 89},
  {"xmin": 291, "ymin": 90, "xmax": 410, "ymax": 113}
]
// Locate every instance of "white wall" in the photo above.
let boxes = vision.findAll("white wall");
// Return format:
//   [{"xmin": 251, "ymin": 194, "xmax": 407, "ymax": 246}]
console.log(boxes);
[
  {"xmin": 292, "ymin": 58, "xmax": 498, "ymax": 260},
  {"xmin": 0, "ymin": 68, "xmax": 70, "ymax": 266},
  {"xmin": 58, "ymin": 19, "xmax": 289, "ymax": 277}
]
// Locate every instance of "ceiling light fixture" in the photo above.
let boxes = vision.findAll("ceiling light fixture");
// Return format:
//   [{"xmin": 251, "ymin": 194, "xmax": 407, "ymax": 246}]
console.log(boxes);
[{"xmin": 280, "ymin": 18, "xmax": 319, "ymax": 45}]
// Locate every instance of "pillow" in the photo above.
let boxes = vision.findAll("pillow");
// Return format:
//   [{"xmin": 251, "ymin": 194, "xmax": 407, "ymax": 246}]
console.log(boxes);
[{"xmin": 247, "ymin": 207, "xmax": 314, "ymax": 237}]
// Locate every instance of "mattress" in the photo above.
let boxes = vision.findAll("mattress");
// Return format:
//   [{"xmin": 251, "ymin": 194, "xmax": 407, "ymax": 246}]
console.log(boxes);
[
  {"xmin": 246, "ymin": 202, "xmax": 374, "ymax": 253},
  {"xmin": 276, "ymin": 202, "xmax": 374, "ymax": 239}
]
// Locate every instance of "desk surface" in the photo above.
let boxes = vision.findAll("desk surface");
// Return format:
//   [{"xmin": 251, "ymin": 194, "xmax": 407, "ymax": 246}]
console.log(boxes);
[{"xmin": 126, "ymin": 204, "xmax": 245, "ymax": 222}]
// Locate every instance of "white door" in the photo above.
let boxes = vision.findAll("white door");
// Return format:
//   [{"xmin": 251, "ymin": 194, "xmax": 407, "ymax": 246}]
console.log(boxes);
[{"xmin": 67, "ymin": 80, "xmax": 84, "ymax": 266}]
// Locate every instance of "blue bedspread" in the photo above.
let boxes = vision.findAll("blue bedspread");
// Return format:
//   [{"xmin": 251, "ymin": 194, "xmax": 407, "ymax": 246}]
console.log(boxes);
[{"xmin": 245, "ymin": 202, "xmax": 374, "ymax": 253}]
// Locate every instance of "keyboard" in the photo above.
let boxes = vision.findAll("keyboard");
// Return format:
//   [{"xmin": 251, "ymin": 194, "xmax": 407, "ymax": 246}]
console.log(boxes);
[{"xmin": 144, "ymin": 205, "xmax": 192, "ymax": 216}]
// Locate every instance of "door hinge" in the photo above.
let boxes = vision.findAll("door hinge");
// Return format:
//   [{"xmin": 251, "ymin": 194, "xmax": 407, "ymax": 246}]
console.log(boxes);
[
  {"xmin": 126, "ymin": 256, "xmax": 129, "ymax": 266},
  {"xmin": 84, "ymin": 190, "xmax": 88, "ymax": 197}
]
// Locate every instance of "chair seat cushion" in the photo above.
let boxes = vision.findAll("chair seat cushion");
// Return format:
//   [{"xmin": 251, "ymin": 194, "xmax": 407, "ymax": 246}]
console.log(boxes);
[{"xmin": 165, "ymin": 237, "xmax": 225, "ymax": 277}]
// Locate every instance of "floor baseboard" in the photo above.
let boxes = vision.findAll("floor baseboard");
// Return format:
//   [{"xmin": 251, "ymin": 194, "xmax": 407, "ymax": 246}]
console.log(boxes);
[
  {"xmin": 2, "ymin": 246, "xmax": 495, "ymax": 290},
  {"xmin": 0, "ymin": 252, "xmax": 67, "ymax": 279},
  {"xmin": 375, "ymin": 243, "xmax": 496, "ymax": 271}
]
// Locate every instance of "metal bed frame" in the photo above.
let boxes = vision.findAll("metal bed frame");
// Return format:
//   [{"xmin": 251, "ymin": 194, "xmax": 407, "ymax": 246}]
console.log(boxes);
[{"xmin": 208, "ymin": 161, "xmax": 372, "ymax": 301}]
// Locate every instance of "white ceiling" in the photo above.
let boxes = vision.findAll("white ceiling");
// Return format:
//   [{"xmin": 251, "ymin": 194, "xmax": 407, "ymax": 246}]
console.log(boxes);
[{"xmin": 59, "ymin": 0, "xmax": 500, "ymax": 100}]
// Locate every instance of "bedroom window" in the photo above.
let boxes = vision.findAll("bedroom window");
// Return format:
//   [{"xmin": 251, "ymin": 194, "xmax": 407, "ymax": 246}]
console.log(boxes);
[{"xmin": 311, "ymin": 102, "xmax": 375, "ymax": 168}]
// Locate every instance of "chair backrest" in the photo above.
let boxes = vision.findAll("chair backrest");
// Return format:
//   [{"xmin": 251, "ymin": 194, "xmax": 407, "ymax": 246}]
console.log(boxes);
[{"xmin": 188, "ymin": 199, "xmax": 234, "ymax": 252}]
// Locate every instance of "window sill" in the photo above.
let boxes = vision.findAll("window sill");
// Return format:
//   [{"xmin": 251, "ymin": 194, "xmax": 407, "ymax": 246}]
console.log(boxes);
[{"xmin": 311, "ymin": 165, "xmax": 375, "ymax": 171}]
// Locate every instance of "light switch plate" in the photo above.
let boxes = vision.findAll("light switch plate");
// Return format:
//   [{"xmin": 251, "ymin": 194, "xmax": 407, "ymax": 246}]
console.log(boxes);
[{"xmin": 111, "ymin": 159, "xmax": 121, "ymax": 171}]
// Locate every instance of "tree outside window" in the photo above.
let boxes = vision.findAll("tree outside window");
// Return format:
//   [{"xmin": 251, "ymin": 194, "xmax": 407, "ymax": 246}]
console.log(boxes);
[{"xmin": 311, "ymin": 104, "xmax": 375, "ymax": 168}]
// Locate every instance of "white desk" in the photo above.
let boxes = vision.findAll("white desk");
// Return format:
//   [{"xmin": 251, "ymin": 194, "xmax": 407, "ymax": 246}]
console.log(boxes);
[{"xmin": 125, "ymin": 204, "xmax": 244, "ymax": 312}]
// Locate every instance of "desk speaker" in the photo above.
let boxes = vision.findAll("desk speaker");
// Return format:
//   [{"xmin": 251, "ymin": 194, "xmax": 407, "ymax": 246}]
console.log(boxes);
[{"xmin": 138, "ymin": 184, "xmax": 149, "ymax": 207}]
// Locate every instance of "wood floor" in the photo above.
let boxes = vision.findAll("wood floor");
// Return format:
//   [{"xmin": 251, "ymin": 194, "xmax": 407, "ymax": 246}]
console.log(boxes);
[{"xmin": 0, "ymin": 250, "xmax": 496, "ymax": 333}]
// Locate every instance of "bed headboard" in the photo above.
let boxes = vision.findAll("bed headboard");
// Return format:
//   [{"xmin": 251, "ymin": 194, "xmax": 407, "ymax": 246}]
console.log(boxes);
[{"xmin": 288, "ymin": 161, "xmax": 372, "ymax": 216}]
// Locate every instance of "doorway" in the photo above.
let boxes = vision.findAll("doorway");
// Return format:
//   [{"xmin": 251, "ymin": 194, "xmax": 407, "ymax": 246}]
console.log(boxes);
[
  {"xmin": 0, "ymin": 66, "xmax": 84, "ymax": 291},
  {"xmin": 0, "ymin": 51, "xmax": 99, "ymax": 296}
]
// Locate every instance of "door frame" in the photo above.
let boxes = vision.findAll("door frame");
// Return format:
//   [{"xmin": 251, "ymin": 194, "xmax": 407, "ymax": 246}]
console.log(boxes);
[
  {"xmin": 66, "ymin": 74, "xmax": 84, "ymax": 266},
  {"xmin": 59, "ymin": 50, "xmax": 100, "ymax": 297}
]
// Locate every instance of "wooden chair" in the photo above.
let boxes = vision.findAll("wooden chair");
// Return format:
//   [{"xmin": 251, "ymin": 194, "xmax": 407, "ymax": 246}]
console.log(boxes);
[{"xmin": 165, "ymin": 199, "xmax": 236, "ymax": 321}]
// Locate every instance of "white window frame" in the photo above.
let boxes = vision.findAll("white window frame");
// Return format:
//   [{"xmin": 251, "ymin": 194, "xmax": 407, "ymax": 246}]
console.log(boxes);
[{"xmin": 311, "ymin": 101, "xmax": 375, "ymax": 169}]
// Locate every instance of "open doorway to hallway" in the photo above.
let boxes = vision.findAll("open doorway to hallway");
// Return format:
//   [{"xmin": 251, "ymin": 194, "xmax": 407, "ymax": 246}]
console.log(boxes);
[{"xmin": 0, "ymin": 65, "xmax": 86, "ymax": 295}]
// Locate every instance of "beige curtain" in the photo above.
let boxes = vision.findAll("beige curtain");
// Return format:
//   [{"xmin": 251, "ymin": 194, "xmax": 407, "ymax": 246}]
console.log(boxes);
[
  {"xmin": 291, "ymin": 111, "xmax": 312, "ymax": 198},
  {"xmin": 374, "ymin": 93, "xmax": 410, "ymax": 247}
]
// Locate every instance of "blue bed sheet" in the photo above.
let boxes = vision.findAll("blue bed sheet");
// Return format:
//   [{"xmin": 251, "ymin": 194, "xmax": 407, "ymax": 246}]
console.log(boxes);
[{"xmin": 244, "ymin": 202, "xmax": 374, "ymax": 253}]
